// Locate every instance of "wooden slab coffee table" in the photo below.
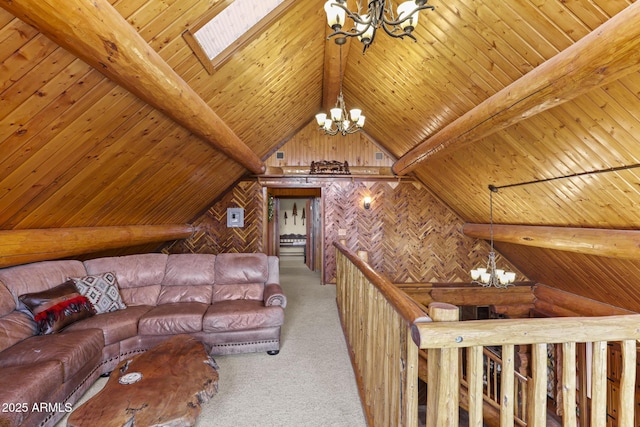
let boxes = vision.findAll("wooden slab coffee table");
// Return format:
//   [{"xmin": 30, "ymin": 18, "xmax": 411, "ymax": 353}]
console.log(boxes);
[{"xmin": 67, "ymin": 335, "xmax": 218, "ymax": 427}]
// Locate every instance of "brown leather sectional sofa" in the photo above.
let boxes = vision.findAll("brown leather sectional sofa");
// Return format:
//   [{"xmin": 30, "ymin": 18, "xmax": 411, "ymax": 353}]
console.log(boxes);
[{"xmin": 0, "ymin": 252, "xmax": 286, "ymax": 427}]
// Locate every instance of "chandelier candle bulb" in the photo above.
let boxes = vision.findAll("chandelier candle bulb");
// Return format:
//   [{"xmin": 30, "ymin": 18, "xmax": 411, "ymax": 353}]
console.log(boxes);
[
  {"xmin": 324, "ymin": 1, "xmax": 345, "ymax": 30},
  {"xmin": 397, "ymin": 1, "xmax": 419, "ymax": 30}
]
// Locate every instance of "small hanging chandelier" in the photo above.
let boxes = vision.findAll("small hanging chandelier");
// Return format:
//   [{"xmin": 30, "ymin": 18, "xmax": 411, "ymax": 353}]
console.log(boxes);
[
  {"xmin": 323, "ymin": 0, "xmax": 435, "ymax": 53},
  {"xmin": 315, "ymin": 45, "xmax": 365, "ymax": 136},
  {"xmin": 470, "ymin": 185, "xmax": 516, "ymax": 288}
]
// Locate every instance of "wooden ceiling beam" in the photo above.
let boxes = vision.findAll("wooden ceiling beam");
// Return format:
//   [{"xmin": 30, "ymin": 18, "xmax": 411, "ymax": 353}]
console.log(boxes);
[
  {"xmin": 393, "ymin": 1, "xmax": 640, "ymax": 176},
  {"xmin": 463, "ymin": 223, "xmax": 640, "ymax": 260},
  {"xmin": 0, "ymin": 224, "xmax": 194, "ymax": 267},
  {"xmin": 0, "ymin": 0, "xmax": 265, "ymax": 175}
]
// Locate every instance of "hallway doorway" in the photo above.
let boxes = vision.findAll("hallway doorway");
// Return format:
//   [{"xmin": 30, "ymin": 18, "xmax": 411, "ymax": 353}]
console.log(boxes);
[{"xmin": 266, "ymin": 187, "xmax": 322, "ymax": 275}]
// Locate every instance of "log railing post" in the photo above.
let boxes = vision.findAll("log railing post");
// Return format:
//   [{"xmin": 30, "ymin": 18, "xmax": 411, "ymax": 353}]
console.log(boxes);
[{"xmin": 426, "ymin": 302, "xmax": 459, "ymax": 427}]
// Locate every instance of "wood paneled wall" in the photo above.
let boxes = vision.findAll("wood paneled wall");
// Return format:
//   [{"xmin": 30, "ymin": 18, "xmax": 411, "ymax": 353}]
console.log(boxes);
[
  {"xmin": 168, "ymin": 177, "xmax": 523, "ymax": 285},
  {"xmin": 265, "ymin": 121, "xmax": 394, "ymax": 168},
  {"xmin": 322, "ymin": 180, "xmax": 522, "ymax": 283},
  {"xmin": 165, "ymin": 181, "xmax": 264, "ymax": 255}
]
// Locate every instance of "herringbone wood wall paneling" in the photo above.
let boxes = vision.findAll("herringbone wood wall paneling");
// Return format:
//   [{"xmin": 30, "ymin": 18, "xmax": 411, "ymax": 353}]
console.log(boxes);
[
  {"xmin": 169, "ymin": 179, "xmax": 524, "ymax": 285},
  {"xmin": 166, "ymin": 181, "xmax": 264, "ymax": 254}
]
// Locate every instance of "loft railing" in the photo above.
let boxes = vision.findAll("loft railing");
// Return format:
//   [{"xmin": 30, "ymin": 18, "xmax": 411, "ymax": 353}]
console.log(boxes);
[
  {"xmin": 334, "ymin": 242, "xmax": 640, "ymax": 426},
  {"xmin": 459, "ymin": 347, "xmax": 529, "ymax": 426},
  {"xmin": 334, "ymin": 243, "xmax": 430, "ymax": 426}
]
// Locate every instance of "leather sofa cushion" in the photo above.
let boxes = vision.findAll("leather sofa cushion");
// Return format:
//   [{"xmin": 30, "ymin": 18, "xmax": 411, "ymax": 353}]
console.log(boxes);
[
  {"xmin": 157, "ymin": 285, "xmax": 213, "ymax": 304},
  {"xmin": 65, "ymin": 305, "xmax": 153, "ymax": 345},
  {"xmin": 0, "ymin": 329, "xmax": 103, "ymax": 381},
  {"xmin": 138, "ymin": 303, "xmax": 208, "ymax": 335},
  {"xmin": 157, "ymin": 254, "xmax": 216, "ymax": 304},
  {"xmin": 203, "ymin": 300, "xmax": 284, "ymax": 332},
  {"xmin": 212, "ymin": 282, "xmax": 264, "ymax": 303},
  {"xmin": 84, "ymin": 254, "xmax": 168, "ymax": 306},
  {"xmin": 215, "ymin": 253, "xmax": 268, "ymax": 285},
  {"xmin": 0, "ymin": 361, "xmax": 63, "ymax": 427},
  {"xmin": 0, "ymin": 260, "xmax": 86, "ymax": 298},
  {"xmin": 119, "ymin": 286, "xmax": 161, "ymax": 307},
  {"xmin": 162, "ymin": 254, "xmax": 216, "ymax": 286},
  {"xmin": 0, "ymin": 282, "xmax": 15, "ymax": 316},
  {"xmin": 0, "ymin": 311, "xmax": 37, "ymax": 353}
]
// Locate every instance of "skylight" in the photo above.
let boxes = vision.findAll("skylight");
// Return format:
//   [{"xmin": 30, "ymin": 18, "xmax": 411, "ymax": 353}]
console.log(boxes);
[
  {"xmin": 184, "ymin": 0, "xmax": 293, "ymax": 74},
  {"xmin": 194, "ymin": 0, "xmax": 286, "ymax": 60}
]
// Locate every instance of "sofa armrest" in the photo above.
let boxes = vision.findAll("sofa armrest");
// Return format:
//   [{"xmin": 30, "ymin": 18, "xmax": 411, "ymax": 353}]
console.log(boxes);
[{"xmin": 264, "ymin": 283, "xmax": 287, "ymax": 308}]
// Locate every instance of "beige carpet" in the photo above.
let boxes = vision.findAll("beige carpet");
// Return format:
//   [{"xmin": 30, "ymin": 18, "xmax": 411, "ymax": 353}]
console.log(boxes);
[{"xmin": 57, "ymin": 256, "xmax": 366, "ymax": 427}]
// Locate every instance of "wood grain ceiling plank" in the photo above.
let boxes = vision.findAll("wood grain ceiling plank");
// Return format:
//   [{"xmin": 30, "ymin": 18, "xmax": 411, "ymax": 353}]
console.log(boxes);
[
  {"xmin": 0, "ymin": 0, "xmax": 265, "ymax": 174},
  {"xmin": 489, "ymin": 1, "xmax": 561, "ymax": 60},
  {"xmin": 525, "ymin": 0, "xmax": 593, "ymax": 42},
  {"xmin": 0, "ymin": 7, "xmax": 14, "ymax": 28},
  {"xmin": 112, "ymin": 0, "xmax": 150, "ymax": 18},
  {"xmin": 0, "ymin": 48, "xmax": 77, "ymax": 122},
  {"xmin": 0, "ymin": 90, "xmax": 148, "ymax": 228},
  {"xmin": 558, "ymin": 0, "xmax": 611, "ymax": 30},
  {"xmin": 393, "ymin": 1, "xmax": 640, "ymax": 175},
  {"xmin": 590, "ymin": 0, "xmax": 634, "ymax": 17},
  {"xmin": 0, "ymin": 17, "xmax": 39, "ymax": 63},
  {"xmin": 18, "ymin": 107, "xmax": 178, "ymax": 228},
  {"xmin": 451, "ymin": 0, "xmax": 537, "ymax": 79},
  {"xmin": 424, "ymin": 3, "xmax": 513, "ymax": 89},
  {"xmin": 0, "ymin": 35, "xmax": 60, "ymax": 96},
  {"xmin": 0, "ymin": 70, "xmax": 111, "ymax": 190},
  {"xmin": 0, "ymin": 59, "xmax": 92, "ymax": 135}
]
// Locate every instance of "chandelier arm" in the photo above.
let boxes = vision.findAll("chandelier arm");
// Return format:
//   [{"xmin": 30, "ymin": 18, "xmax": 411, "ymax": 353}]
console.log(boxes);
[
  {"xmin": 381, "ymin": 4, "xmax": 434, "ymax": 26},
  {"xmin": 380, "ymin": 22, "xmax": 417, "ymax": 41},
  {"xmin": 329, "ymin": 1, "xmax": 372, "ymax": 25},
  {"xmin": 327, "ymin": 26, "xmax": 373, "ymax": 40}
]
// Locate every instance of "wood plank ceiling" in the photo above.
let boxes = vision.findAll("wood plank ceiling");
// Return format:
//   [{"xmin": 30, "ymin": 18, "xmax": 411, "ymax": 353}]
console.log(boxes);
[{"xmin": 2, "ymin": 0, "xmax": 640, "ymax": 309}]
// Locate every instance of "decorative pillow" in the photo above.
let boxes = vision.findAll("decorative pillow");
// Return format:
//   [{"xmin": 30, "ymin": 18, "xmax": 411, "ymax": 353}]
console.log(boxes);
[
  {"xmin": 18, "ymin": 280, "xmax": 95, "ymax": 335},
  {"xmin": 70, "ymin": 272, "xmax": 127, "ymax": 314}
]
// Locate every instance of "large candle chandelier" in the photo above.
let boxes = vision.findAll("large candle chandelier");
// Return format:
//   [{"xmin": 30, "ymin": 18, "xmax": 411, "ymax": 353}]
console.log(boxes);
[
  {"xmin": 323, "ymin": 0, "xmax": 435, "ymax": 53},
  {"xmin": 470, "ymin": 185, "xmax": 516, "ymax": 288},
  {"xmin": 315, "ymin": 45, "xmax": 365, "ymax": 136}
]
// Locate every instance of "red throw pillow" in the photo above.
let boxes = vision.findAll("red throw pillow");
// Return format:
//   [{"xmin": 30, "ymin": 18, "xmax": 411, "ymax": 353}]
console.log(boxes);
[{"xmin": 19, "ymin": 280, "xmax": 95, "ymax": 335}]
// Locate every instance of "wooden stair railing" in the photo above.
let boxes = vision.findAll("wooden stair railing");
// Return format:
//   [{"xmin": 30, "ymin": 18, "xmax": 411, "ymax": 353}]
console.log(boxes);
[
  {"xmin": 413, "ymin": 310, "xmax": 640, "ymax": 426},
  {"xmin": 334, "ymin": 244, "xmax": 640, "ymax": 426}
]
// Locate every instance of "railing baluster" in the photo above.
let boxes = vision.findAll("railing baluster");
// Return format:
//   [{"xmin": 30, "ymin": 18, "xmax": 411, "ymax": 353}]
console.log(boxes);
[
  {"xmin": 335, "ymin": 242, "xmax": 640, "ymax": 427},
  {"xmin": 530, "ymin": 343, "xmax": 548, "ymax": 427},
  {"xmin": 468, "ymin": 346, "xmax": 484, "ymax": 427},
  {"xmin": 591, "ymin": 341, "xmax": 607, "ymax": 426},
  {"xmin": 501, "ymin": 344, "xmax": 515, "ymax": 426},
  {"xmin": 619, "ymin": 339, "xmax": 636, "ymax": 427}
]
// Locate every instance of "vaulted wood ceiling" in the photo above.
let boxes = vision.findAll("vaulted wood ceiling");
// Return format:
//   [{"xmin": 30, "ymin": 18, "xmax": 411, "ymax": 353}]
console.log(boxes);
[{"xmin": 2, "ymin": 0, "xmax": 640, "ymax": 309}]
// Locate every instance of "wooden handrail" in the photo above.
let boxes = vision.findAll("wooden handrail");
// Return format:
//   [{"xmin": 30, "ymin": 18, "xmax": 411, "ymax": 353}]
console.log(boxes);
[
  {"xmin": 333, "ymin": 241, "xmax": 431, "ymax": 326},
  {"xmin": 335, "ymin": 246, "xmax": 640, "ymax": 426},
  {"xmin": 412, "ymin": 314, "xmax": 640, "ymax": 348}
]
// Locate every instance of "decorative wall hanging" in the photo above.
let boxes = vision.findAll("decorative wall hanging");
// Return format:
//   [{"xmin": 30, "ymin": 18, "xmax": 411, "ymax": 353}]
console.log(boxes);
[
  {"xmin": 302, "ymin": 208, "xmax": 306, "ymax": 225},
  {"xmin": 293, "ymin": 203, "xmax": 298, "ymax": 225},
  {"xmin": 284, "ymin": 211, "xmax": 288, "ymax": 225},
  {"xmin": 310, "ymin": 160, "xmax": 351, "ymax": 175}
]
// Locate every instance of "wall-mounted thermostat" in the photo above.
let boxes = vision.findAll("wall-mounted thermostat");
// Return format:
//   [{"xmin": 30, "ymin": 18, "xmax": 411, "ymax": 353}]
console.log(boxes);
[{"xmin": 227, "ymin": 208, "xmax": 244, "ymax": 228}]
